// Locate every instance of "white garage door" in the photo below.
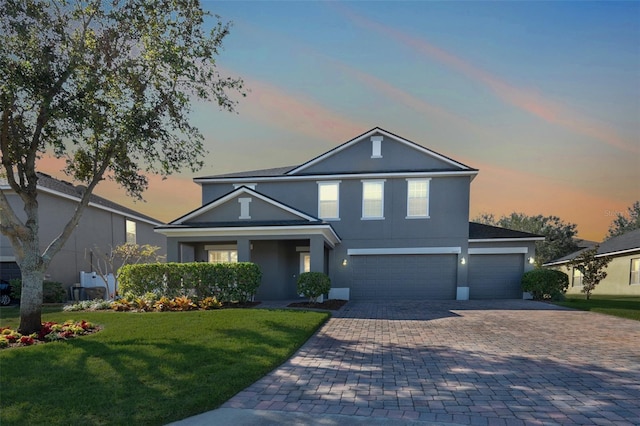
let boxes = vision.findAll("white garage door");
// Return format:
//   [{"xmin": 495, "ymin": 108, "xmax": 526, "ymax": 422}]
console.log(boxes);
[
  {"xmin": 350, "ymin": 255, "xmax": 457, "ymax": 300},
  {"xmin": 469, "ymin": 254, "xmax": 524, "ymax": 299}
]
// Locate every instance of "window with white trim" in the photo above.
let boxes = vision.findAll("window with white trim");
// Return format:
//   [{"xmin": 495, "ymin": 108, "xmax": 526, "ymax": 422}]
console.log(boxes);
[
  {"xmin": 631, "ymin": 258, "xmax": 640, "ymax": 285},
  {"xmin": 572, "ymin": 267, "xmax": 583, "ymax": 287},
  {"xmin": 125, "ymin": 219, "xmax": 136, "ymax": 244},
  {"xmin": 406, "ymin": 179, "xmax": 430, "ymax": 218},
  {"xmin": 205, "ymin": 245, "xmax": 238, "ymax": 263},
  {"xmin": 362, "ymin": 180, "xmax": 384, "ymax": 219},
  {"xmin": 318, "ymin": 181, "xmax": 340, "ymax": 220}
]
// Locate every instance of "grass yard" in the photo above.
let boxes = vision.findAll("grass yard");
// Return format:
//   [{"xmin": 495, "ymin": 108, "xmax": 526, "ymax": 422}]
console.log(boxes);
[
  {"xmin": 553, "ymin": 295, "xmax": 640, "ymax": 321},
  {"xmin": 0, "ymin": 306, "xmax": 329, "ymax": 425}
]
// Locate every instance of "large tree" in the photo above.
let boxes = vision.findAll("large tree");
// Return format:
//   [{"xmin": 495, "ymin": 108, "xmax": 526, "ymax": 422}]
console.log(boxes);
[
  {"xmin": 0, "ymin": 0, "xmax": 244, "ymax": 334},
  {"xmin": 474, "ymin": 212, "xmax": 579, "ymax": 267},
  {"xmin": 606, "ymin": 201, "xmax": 640, "ymax": 239}
]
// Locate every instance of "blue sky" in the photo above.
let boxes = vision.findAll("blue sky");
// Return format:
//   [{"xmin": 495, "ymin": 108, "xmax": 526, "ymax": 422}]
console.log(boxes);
[{"xmin": 49, "ymin": 1, "xmax": 640, "ymax": 240}]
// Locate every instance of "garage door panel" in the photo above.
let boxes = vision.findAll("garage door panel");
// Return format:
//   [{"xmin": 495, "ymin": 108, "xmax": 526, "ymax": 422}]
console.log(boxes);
[
  {"xmin": 350, "ymin": 255, "xmax": 457, "ymax": 300},
  {"xmin": 469, "ymin": 254, "xmax": 524, "ymax": 299}
]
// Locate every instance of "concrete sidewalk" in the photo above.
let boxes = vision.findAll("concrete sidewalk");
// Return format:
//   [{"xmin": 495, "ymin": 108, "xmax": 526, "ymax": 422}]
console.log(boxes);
[{"xmin": 170, "ymin": 300, "xmax": 640, "ymax": 425}]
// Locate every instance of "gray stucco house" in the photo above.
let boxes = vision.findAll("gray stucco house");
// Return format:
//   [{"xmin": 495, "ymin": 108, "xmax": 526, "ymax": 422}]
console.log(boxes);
[
  {"xmin": 156, "ymin": 127, "xmax": 542, "ymax": 300},
  {"xmin": 1, "ymin": 173, "xmax": 167, "ymax": 292}
]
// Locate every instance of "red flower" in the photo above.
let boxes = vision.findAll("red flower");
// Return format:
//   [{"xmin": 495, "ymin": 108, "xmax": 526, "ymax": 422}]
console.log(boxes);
[{"xmin": 19, "ymin": 336, "xmax": 35, "ymax": 345}]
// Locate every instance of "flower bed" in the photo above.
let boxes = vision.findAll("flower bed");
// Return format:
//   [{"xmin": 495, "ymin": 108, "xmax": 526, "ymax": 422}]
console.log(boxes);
[
  {"xmin": 0, "ymin": 320, "xmax": 98, "ymax": 349},
  {"xmin": 63, "ymin": 295, "xmax": 257, "ymax": 313}
]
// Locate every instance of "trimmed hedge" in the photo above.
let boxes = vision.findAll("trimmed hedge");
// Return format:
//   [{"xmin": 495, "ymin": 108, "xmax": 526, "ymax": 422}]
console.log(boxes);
[
  {"xmin": 118, "ymin": 262, "xmax": 262, "ymax": 303},
  {"xmin": 297, "ymin": 272, "xmax": 331, "ymax": 303},
  {"xmin": 521, "ymin": 268, "xmax": 569, "ymax": 300},
  {"xmin": 9, "ymin": 280, "xmax": 66, "ymax": 303}
]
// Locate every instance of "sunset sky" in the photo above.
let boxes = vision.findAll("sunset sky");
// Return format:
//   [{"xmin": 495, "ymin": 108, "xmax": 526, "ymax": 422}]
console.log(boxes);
[{"xmin": 40, "ymin": 1, "xmax": 640, "ymax": 241}]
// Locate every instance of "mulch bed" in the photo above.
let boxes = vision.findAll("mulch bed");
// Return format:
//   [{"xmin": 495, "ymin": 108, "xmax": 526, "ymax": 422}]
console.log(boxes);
[
  {"xmin": 223, "ymin": 301, "xmax": 262, "ymax": 309},
  {"xmin": 287, "ymin": 299, "xmax": 348, "ymax": 311}
]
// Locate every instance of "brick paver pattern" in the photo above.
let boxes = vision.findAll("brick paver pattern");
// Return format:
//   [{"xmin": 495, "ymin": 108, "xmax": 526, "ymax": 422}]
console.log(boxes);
[{"xmin": 223, "ymin": 300, "xmax": 640, "ymax": 425}]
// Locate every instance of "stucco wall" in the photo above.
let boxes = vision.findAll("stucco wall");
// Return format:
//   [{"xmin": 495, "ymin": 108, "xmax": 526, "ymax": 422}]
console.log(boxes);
[
  {"xmin": 559, "ymin": 253, "xmax": 640, "ymax": 296},
  {"xmin": 1, "ymin": 190, "xmax": 166, "ymax": 287}
]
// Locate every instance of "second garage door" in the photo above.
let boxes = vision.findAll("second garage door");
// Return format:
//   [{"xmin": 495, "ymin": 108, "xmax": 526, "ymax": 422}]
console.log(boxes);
[
  {"xmin": 350, "ymin": 254, "xmax": 457, "ymax": 300},
  {"xmin": 468, "ymin": 254, "xmax": 524, "ymax": 299}
]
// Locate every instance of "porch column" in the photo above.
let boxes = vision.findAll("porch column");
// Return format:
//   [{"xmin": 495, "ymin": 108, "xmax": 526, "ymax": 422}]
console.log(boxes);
[
  {"xmin": 237, "ymin": 238, "xmax": 251, "ymax": 262},
  {"xmin": 309, "ymin": 235, "xmax": 325, "ymax": 272},
  {"xmin": 166, "ymin": 238, "xmax": 180, "ymax": 262}
]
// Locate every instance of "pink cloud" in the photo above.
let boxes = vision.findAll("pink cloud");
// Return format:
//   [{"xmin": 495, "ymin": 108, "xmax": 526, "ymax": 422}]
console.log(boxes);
[
  {"xmin": 466, "ymin": 158, "xmax": 628, "ymax": 241},
  {"xmin": 335, "ymin": 4, "xmax": 638, "ymax": 155},
  {"xmin": 238, "ymin": 77, "xmax": 368, "ymax": 144}
]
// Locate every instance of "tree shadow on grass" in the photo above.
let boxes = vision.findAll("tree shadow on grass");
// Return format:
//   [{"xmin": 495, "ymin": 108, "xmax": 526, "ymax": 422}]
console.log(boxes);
[{"xmin": 0, "ymin": 312, "xmax": 328, "ymax": 426}]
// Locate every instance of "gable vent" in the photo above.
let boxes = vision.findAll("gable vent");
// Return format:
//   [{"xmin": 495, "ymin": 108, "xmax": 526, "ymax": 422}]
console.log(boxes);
[
  {"xmin": 239, "ymin": 197, "xmax": 252, "ymax": 219},
  {"xmin": 371, "ymin": 136, "xmax": 383, "ymax": 158}
]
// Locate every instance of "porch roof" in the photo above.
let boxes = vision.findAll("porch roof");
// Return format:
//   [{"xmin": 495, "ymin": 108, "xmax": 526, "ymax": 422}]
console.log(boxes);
[{"xmin": 155, "ymin": 222, "xmax": 341, "ymax": 248}]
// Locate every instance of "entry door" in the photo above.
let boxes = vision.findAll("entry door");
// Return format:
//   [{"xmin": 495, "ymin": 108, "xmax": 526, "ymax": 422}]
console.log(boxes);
[{"xmin": 300, "ymin": 252, "xmax": 310, "ymax": 273}]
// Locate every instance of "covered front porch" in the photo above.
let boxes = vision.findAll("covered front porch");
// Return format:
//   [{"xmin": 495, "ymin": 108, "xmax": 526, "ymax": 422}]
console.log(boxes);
[{"xmin": 158, "ymin": 224, "xmax": 340, "ymax": 300}]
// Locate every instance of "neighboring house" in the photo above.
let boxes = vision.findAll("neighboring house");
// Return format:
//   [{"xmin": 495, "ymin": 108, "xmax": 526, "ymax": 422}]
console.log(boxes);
[
  {"xmin": 1, "ymin": 173, "xmax": 166, "ymax": 291},
  {"xmin": 544, "ymin": 229, "xmax": 640, "ymax": 296},
  {"xmin": 156, "ymin": 127, "xmax": 543, "ymax": 300}
]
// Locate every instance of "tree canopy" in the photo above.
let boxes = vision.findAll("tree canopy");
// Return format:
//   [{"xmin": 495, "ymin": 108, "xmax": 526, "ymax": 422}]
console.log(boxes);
[
  {"xmin": 606, "ymin": 201, "xmax": 640, "ymax": 239},
  {"xmin": 0, "ymin": 0, "xmax": 244, "ymax": 333},
  {"xmin": 474, "ymin": 212, "xmax": 579, "ymax": 267}
]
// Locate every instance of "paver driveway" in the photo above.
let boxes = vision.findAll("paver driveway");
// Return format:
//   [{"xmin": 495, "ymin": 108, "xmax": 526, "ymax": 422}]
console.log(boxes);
[{"xmin": 223, "ymin": 300, "xmax": 640, "ymax": 425}]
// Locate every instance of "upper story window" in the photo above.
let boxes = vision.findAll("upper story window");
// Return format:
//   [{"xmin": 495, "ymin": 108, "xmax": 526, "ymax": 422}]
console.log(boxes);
[
  {"xmin": 362, "ymin": 180, "xmax": 385, "ymax": 220},
  {"xmin": 406, "ymin": 179, "xmax": 430, "ymax": 218},
  {"xmin": 572, "ymin": 268, "xmax": 583, "ymax": 287},
  {"xmin": 631, "ymin": 258, "xmax": 640, "ymax": 285},
  {"xmin": 318, "ymin": 181, "xmax": 340, "ymax": 220},
  {"xmin": 125, "ymin": 219, "xmax": 136, "ymax": 244}
]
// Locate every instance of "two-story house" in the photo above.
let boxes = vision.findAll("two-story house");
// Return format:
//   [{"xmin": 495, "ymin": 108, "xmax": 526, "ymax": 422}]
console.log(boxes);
[
  {"xmin": 156, "ymin": 127, "xmax": 542, "ymax": 300},
  {"xmin": 1, "ymin": 173, "xmax": 167, "ymax": 293}
]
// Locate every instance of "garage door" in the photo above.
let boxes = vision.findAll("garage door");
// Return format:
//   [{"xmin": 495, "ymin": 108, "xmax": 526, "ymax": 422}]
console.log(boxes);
[
  {"xmin": 469, "ymin": 254, "xmax": 524, "ymax": 299},
  {"xmin": 350, "ymin": 255, "xmax": 457, "ymax": 300}
]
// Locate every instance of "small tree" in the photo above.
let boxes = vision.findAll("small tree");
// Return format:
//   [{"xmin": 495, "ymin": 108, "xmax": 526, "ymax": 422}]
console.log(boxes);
[
  {"xmin": 297, "ymin": 272, "xmax": 330, "ymax": 304},
  {"xmin": 567, "ymin": 246, "xmax": 611, "ymax": 300},
  {"xmin": 91, "ymin": 243, "xmax": 164, "ymax": 299}
]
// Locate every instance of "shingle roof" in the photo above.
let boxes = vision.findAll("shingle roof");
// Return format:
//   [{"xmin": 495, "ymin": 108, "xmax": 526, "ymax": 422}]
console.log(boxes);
[
  {"xmin": 1, "ymin": 173, "xmax": 164, "ymax": 225},
  {"xmin": 199, "ymin": 165, "xmax": 298, "ymax": 179},
  {"xmin": 545, "ymin": 228, "xmax": 640, "ymax": 265},
  {"xmin": 469, "ymin": 222, "xmax": 545, "ymax": 240}
]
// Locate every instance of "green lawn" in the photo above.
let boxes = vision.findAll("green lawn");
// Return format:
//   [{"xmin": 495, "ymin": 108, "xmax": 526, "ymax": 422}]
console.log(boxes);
[
  {"xmin": 0, "ymin": 306, "xmax": 329, "ymax": 425},
  {"xmin": 553, "ymin": 295, "xmax": 640, "ymax": 321}
]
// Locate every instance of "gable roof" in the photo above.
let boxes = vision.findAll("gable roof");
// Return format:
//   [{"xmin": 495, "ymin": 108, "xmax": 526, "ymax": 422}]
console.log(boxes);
[
  {"xmin": 194, "ymin": 127, "xmax": 477, "ymax": 183},
  {"xmin": 169, "ymin": 186, "xmax": 321, "ymax": 225},
  {"xmin": 0, "ymin": 173, "xmax": 163, "ymax": 226},
  {"xmin": 468, "ymin": 222, "xmax": 545, "ymax": 241},
  {"xmin": 544, "ymin": 228, "xmax": 640, "ymax": 266},
  {"xmin": 286, "ymin": 127, "xmax": 474, "ymax": 175}
]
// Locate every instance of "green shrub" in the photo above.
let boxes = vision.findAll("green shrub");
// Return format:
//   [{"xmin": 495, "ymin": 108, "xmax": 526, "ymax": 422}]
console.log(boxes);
[
  {"xmin": 118, "ymin": 262, "xmax": 262, "ymax": 303},
  {"xmin": 297, "ymin": 272, "xmax": 331, "ymax": 303},
  {"xmin": 521, "ymin": 269, "xmax": 569, "ymax": 300},
  {"xmin": 8, "ymin": 280, "xmax": 66, "ymax": 303}
]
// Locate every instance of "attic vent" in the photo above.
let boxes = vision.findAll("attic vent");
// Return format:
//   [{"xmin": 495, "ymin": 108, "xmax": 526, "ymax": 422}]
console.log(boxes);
[
  {"xmin": 238, "ymin": 197, "xmax": 251, "ymax": 219},
  {"xmin": 371, "ymin": 136, "xmax": 383, "ymax": 158}
]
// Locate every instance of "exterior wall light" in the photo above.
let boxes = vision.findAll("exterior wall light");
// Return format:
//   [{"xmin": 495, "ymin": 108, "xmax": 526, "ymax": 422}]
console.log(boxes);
[
  {"xmin": 342, "ymin": 259, "xmax": 348, "ymax": 266},
  {"xmin": 528, "ymin": 257, "xmax": 535, "ymax": 264},
  {"xmin": 460, "ymin": 257, "xmax": 466, "ymax": 265}
]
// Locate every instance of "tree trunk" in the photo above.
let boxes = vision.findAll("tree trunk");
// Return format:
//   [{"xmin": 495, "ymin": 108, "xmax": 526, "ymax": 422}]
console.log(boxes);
[{"xmin": 18, "ymin": 258, "xmax": 45, "ymax": 335}]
